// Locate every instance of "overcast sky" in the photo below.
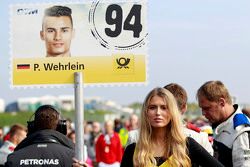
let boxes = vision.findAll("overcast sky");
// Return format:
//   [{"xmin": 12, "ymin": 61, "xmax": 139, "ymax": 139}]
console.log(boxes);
[{"xmin": 1, "ymin": 0, "xmax": 250, "ymax": 106}]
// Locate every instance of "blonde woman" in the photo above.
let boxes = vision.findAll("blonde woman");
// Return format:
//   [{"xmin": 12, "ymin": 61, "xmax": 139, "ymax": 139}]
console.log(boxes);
[{"xmin": 121, "ymin": 88, "xmax": 223, "ymax": 167}]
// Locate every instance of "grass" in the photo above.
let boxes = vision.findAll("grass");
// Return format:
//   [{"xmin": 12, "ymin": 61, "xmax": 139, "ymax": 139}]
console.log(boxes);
[{"xmin": 0, "ymin": 110, "xmax": 115, "ymax": 127}]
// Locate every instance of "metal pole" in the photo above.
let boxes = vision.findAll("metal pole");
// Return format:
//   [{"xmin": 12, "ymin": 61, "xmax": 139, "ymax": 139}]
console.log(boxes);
[{"xmin": 74, "ymin": 72, "xmax": 84, "ymax": 161}]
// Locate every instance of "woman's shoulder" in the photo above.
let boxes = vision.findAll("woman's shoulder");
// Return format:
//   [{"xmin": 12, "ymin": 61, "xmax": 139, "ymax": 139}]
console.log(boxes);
[
  {"xmin": 125, "ymin": 142, "xmax": 136, "ymax": 152},
  {"xmin": 186, "ymin": 137, "xmax": 205, "ymax": 156},
  {"xmin": 186, "ymin": 137, "xmax": 224, "ymax": 167},
  {"xmin": 121, "ymin": 143, "xmax": 136, "ymax": 167},
  {"xmin": 186, "ymin": 136, "xmax": 200, "ymax": 148}
]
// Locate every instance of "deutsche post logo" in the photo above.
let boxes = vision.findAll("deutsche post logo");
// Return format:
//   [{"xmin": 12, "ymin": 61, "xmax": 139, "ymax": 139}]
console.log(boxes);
[
  {"xmin": 116, "ymin": 57, "xmax": 130, "ymax": 69},
  {"xmin": 113, "ymin": 55, "xmax": 134, "ymax": 74}
]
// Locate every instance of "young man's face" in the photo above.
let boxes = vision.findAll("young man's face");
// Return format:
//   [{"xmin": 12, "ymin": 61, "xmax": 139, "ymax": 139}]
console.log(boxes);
[{"xmin": 40, "ymin": 16, "xmax": 75, "ymax": 57}]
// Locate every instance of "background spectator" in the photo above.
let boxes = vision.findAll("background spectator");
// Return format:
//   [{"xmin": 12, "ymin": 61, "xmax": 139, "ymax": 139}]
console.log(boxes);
[
  {"xmin": 0, "ymin": 127, "xmax": 3, "ymax": 147},
  {"xmin": 0, "ymin": 124, "xmax": 27, "ymax": 166},
  {"xmin": 95, "ymin": 120, "xmax": 122, "ymax": 167}
]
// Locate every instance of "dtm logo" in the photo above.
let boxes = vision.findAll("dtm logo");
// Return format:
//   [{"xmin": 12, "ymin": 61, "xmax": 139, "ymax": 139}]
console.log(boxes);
[
  {"xmin": 116, "ymin": 57, "xmax": 130, "ymax": 69},
  {"xmin": 17, "ymin": 8, "xmax": 38, "ymax": 15}
]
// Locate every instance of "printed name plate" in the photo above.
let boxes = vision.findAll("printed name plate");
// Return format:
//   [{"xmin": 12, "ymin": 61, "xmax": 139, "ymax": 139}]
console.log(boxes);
[{"xmin": 10, "ymin": 0, "xmax": 148, "ymax": 87}]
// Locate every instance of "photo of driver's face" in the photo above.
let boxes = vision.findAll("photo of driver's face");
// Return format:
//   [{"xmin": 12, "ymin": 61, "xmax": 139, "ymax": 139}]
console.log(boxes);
[{"xmin": 40, "ymin": 15, "xmax": 75, "ymax": 57}]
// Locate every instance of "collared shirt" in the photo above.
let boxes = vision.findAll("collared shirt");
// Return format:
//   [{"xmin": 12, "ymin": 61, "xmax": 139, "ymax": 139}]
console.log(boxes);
[{"xmin": 0, "ymin": 141, "xmax": 16, "ymax": 165}]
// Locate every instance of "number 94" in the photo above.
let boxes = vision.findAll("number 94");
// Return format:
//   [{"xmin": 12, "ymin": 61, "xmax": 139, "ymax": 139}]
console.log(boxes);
[{"xmin": 105, "ymin": 4, "xmax": 143, "ymax": 38}]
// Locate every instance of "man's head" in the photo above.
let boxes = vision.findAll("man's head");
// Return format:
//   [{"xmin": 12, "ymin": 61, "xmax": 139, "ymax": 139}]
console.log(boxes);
[
  {"xmin": 27, "ymin": 105, "xmax": 66, "ymax": 135},
  {"xmin": 129, "ymin": 114, "xmax": 139, "ymax": 130},
  {"xmin": 92, "ymin": 121, "xmax": 101, "ymax": 134},
  {"xmin": 196, "ymin": 80, "xmax": 233, "ymax": 124},
  {"xmin": 34, "ymin": 105, "xmax": 60, "ymax": 131},
  {"xmin": 104, "ymin": 120, "xmax": 114, "ymax": 135},
  {"xmin": 40, "ymin": 6, "xmax": 75, "ymax": 57},
  {"xmin": 164, "ymin": 83, "xmax": 188, "ymax": 114},
  {"xmin": 8, "ymin": 124, "xmax": 27, "ymax": 146}
]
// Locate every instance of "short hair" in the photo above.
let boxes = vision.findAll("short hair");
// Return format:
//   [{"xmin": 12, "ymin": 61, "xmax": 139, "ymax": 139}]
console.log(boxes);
[
  {"xmin": 105, "ymin": 120, "xmax": 114, "ymax": 128},
  {"xmin": 44, "ymin": 5, "xmax": 73, "ymax": 27},
  {"xmin": 34, "ymin": 105, "xmax": 60, "ymax": 131},
  {"xmin": 164, "ymin": 83, "xmax": 187, "ymax": 110},
  {"xmin": 114, "ymin": 118, "xmax": 121, "ymax": 126},
  {"xmin": 196, "ymin": 80, "xmax": 232, "ymax": 104},
  {"xmin": 9, "ymin": 124, "xmax": 27, "ymax": 138}
]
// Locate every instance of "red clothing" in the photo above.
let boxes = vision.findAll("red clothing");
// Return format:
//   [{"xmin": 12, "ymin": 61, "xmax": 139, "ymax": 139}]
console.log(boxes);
[
  {"xmin": 186, "ymin": 122, "xmax": 201, "ymax": 132},
  {"xmin": 95, "ymin": 132, "xmax": 123, "ymax": 164}
]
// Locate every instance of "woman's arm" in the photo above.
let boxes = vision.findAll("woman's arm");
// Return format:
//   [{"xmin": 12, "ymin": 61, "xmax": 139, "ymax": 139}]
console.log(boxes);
[{"xmin": 187, "ymin": 137, "xmax": 224, "ymax": 167}]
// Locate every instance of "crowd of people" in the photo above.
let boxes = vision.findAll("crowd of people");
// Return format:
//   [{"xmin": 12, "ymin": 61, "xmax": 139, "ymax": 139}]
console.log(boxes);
[{"xmin": 0, "ymin": 80, "xmax": 249, "ymax": 167}]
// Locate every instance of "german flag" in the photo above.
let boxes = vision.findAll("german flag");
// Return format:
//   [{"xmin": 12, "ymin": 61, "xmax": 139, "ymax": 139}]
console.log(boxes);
[{"xmin": 17, "ymin": 64, "xmax": 30, "ymax": 70}]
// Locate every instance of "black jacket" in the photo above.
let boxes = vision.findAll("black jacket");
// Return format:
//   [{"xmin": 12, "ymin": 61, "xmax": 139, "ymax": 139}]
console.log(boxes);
[
  {"xmin": 5, "ymin": 129, "xmax": 74, "ymax": 167},
  {"xmin": 121, "ymin": 137, "xmax": 224, "ymax": 167}
]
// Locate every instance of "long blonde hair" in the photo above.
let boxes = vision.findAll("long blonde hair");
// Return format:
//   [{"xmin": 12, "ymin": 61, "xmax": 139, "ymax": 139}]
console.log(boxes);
[{"xmin": 133, "ymin": 87, "xmax": 191, "ymax": 167}]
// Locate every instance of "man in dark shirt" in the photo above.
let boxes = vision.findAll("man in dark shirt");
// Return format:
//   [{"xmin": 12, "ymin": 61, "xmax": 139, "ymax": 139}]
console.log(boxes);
[{"xmin": 5, "ymin": 105, "xmax": 75, "ymax": 167}]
